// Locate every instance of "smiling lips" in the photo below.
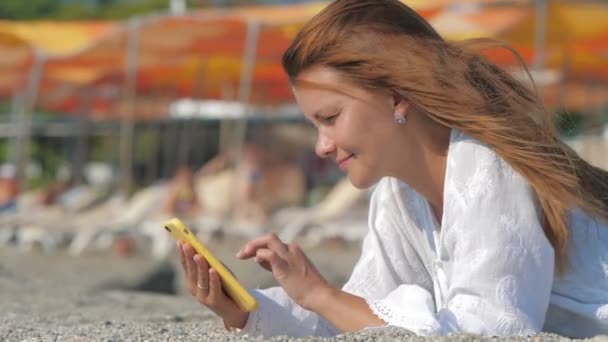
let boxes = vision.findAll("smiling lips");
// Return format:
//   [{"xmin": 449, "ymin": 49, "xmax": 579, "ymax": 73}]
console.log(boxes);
[{"xmin": 337, "ymin": 154, "xmax": 354, "ymax": 170}]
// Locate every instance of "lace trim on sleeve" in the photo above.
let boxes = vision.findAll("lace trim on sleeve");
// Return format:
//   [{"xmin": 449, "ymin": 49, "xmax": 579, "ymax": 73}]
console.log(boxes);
[
  {"xmin": 252, "ymin": 309, "xmax": 262, "ymax": 336},
  {"xmin": 233, "ymin": 308, "xmax": 262, "ymax": 337},
  {"xmin": 235, "ymin": 291, "xmax": 265, "ymax": 337},
  {"xmin": 366, "ymin": 299, "xmax": 441, "ymax": 336}
]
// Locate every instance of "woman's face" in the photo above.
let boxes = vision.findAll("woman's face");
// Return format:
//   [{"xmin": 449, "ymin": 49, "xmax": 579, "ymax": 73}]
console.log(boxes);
[{"xmin": 292, "ymin": 66, "xmax": 411, "ymax": 189}]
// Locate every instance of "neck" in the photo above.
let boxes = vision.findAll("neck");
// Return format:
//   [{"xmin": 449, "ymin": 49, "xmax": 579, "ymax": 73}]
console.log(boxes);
[
  {"xmin": 395, "ymin": 124, "xmax": 450, "ymax": 224},
  {"xmin": 415, "ymin": 149, "xmax": 448, "ymax": 224}
]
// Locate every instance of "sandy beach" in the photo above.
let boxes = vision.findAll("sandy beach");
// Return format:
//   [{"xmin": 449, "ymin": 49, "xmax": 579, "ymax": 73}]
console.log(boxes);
[{"xmin": 0, "ymin": 238, "xmax": 605, "ymax": 342}]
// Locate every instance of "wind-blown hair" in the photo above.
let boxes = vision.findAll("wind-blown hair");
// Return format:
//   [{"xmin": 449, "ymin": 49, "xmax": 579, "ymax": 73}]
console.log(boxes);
[{"xmin": 282, "ymin": 0, "xmax": 608, "ymax": 274}]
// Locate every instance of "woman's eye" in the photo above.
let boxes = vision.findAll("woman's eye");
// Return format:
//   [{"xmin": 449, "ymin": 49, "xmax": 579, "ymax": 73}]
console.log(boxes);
[{"xmin": 323, "ymin": 114, "xmax": 338, "ymax": 124}]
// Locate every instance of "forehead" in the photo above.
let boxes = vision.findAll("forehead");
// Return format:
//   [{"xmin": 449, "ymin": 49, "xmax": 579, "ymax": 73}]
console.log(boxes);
[
  {"xmin": 292, "ymin": 66, "xmax": 389, "ymax": 116},
  {"xmin": 291, "ymin": 66, "xmax": 364, "ymax": 113},
  {"xmin": 293, "ymin": 66, "xmax": 356, "ymax": 95}
]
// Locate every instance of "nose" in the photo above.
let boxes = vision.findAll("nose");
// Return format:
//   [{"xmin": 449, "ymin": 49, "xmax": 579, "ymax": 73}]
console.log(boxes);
[{"xmin": 315, "ymin": 133, "xmax": 336, "ymax": 159}]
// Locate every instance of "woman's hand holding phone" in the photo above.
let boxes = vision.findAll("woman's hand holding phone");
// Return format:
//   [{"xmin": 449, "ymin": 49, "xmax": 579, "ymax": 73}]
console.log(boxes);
[{"xmin": 178, "ymin": 241, "xmax": 249, "ymax": 329}]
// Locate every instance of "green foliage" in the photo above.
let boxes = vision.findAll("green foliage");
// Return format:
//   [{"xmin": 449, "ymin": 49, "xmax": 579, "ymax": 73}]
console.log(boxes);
[
  {"xmin": 51, "ymin": 4, "xmax": 99, "ymax": 20},
  {"xmin": 602, "ymin": 103, "xmax": 608, "ymax": 125},
  {"xmin": 0, "ymin": 140, "xmax": 8, "ymax": 163},
  {"xmin": 133, "ymin": 128, "xmax": 160, "ymax": 163},
  {"xmin": 89, "ymin": 135, "xmax": 119, "ymax": 162},
  {"xmin": 0, "ymin": 0, "xmax": 61, "ymax": 20},
  {"xmin": 0, "ymin": 102, "xmax": 12, "ymax": 121},
  {"xmin": 554, "ymin": 111, "xmax": 586, "ymax": 138},
  {"xmin": 27, "ymin": 138, "xmax": 64, "ymax": 188},
  {"xmin": 0, "ymin": 0, "xmax": 217, "ymax": 20},
  {"xmin": 98, "ymin": 0, "xmax": 172, "ymax": 19},
  {"xmin": 97, "ymin": 0, "xmax": 117, "ymax": 6}
]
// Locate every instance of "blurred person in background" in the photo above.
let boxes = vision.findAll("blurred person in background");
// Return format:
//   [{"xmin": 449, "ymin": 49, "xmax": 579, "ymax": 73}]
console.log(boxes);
[
  {"xmin": 36, "ymin": 179, "xmax": 71, "ymax": 208},
  {"xmin": 162, "ymin": 165, "xmax": 202, "ymax": 218},
  {"xmin": 232, "ymin": 139, "xmax": 307, "ymax": 225},
  {"xmin": 194, "ymin": 128, "xmax": 307, "ymax": 227},
  {"xmin": 178, "ymin": 0, "xmax": 608, "ymax": 338},
  {"xmin": 0, "ymin": 165, "xmax": 19, "ymax": 213}
]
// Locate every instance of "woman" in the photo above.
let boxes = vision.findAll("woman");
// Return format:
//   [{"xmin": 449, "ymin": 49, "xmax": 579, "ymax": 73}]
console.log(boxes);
[
  {"xmin": 163, "ymin": 165, "xmax": 202, "ymax": 218},
  {"xmin": 177, "ymin": 0, "xmax": 608, "ymax": 338}
]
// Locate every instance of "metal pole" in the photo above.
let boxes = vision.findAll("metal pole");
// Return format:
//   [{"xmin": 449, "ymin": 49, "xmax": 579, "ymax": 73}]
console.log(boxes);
[
  {"xmin": 118, "ymin": 18, "xmax": 140, "ymax": 198},
  {"xmin": 234, "ymin": 19, "xmax": 261, "ymax": 141},
  {"xmin": 227, "ymin": 19, "xmax": 261, "ymax": 220},
  {"xmin": 14, "ymin": 52, "xmax": 45, "ymax": 191},
  {"xmin": 169, "ymin": 0, "xmax": 186, "ymax": 15},
  {"xmin": 8, "ymin": 89, "xmax": 24, "ymax": 162},
  {"xmin": 72, "ymin": 88, "xmax": 92, "ymax": 185}
]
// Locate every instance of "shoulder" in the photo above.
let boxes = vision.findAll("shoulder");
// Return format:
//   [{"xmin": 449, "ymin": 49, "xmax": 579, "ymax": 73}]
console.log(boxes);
[
  {"xmin": 445, "ymin": 129, "xmax": 540, "ymax": 217},
  {"xmin": 369, "ymin": 177, "xmax": 426, "ymax": 219},
  {"xmin": 447, "ymin": 129, "xmax": 528, "ymax": 190},
  {"xmin": 370, "ymin": 177, "xmax": 408, "ymax": 205},
  {"xmin": 449, "ymin": 129, "xmax": 503, "ymax": 166}
]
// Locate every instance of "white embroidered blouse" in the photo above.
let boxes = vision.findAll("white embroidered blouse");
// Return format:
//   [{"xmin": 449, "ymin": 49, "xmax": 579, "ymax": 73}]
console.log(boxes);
[{"xmin": 239, "ymin": 129, "xmax": 608, "ymax": 338}]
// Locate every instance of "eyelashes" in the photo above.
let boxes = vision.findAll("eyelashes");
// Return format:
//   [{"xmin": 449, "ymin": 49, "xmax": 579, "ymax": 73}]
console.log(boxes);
[
  {"xmin": 322, "ymin": 114, "xmax": 339, "ymax": 124},
  {"xmin": 307, "ymin": 109, "xmax": 341, "ymax": 127},
  {"xmin": 320, "ymin": 109, "xmax": 341, "ymax": 124}
]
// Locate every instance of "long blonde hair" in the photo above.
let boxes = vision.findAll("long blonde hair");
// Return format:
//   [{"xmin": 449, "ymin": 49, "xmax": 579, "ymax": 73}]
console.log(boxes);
[{"xmin": 282, "ymin": 0, "xmax": 608, "ymax": 274}]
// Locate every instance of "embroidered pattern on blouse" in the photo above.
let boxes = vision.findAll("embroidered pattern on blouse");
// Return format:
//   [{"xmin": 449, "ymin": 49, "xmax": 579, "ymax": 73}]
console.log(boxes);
[
  {"xmin": 356, "ymin": 130, "xmax": 551, "ymax": 336},
  {"xmin": 495, "ymin": 275, "xmax": 520, "ymax": 307},
  {"xmin": 494, "ymin": 311, "xmax": 527, "ymax": 335}
]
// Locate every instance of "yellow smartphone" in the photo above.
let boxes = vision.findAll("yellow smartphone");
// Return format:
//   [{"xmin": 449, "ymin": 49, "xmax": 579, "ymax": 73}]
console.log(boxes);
[{"xmin": 163, "ymin": 217, "xmax": 258, "ymax": 312}]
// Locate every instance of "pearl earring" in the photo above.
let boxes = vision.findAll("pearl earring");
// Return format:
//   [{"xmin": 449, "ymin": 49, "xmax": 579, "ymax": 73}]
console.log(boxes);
[{"xmin": 394, "ymin": 113, "xmax": 407, "ymax": 125}]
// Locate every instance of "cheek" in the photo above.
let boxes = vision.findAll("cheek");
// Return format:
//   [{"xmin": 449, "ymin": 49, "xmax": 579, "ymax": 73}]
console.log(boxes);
[
  {"xmin": 355, "ymin": 120, "xmax": 391, "ymax": 153},
  {"xmin": 338, "ymin": 114, "xmax": 370, "ymax": 143}
]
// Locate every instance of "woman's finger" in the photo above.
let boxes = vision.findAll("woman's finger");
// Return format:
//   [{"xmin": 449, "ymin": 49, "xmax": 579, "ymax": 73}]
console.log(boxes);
[
  {"xmin": 194, "ymin": 254, "xmax": 210, "ymax": 300},
  {"xmin": 183, "ymin": 244, "xmax": 199, "ymax": 295},
  {"xmin": 254, "ymin": 248, "xmax": 287, "ymax": 274},
  {"xmin": 237, "ymin": 233, "xmax": 288, "ymax": 259},
  {"xmin": 178, "ymin": 241, "xmax": 187, "ymax": 271},
  {"xmin": 207, "ymin": 268, "xmax": 226, "ymax": 305}
]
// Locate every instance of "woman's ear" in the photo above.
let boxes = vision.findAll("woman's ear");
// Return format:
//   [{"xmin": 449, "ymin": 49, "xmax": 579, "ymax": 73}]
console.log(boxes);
[{"xmin": 393, "ymin": 95, "xmax": 410, "ymax": 115}]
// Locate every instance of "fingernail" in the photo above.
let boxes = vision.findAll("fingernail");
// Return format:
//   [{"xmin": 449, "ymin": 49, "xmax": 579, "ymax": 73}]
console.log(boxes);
[
  {"xmin": 193, "ymin": 254, "xmax": 200, "ymax": 264},
  {"xmin": 235, "ymin": 250, "xmax": 242, "ymax": 258}
]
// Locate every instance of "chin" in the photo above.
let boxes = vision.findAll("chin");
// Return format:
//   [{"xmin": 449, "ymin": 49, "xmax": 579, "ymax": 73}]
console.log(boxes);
[{"xmin": 347, "ymin": 173, "xmax": 379, "ymax": 190}]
